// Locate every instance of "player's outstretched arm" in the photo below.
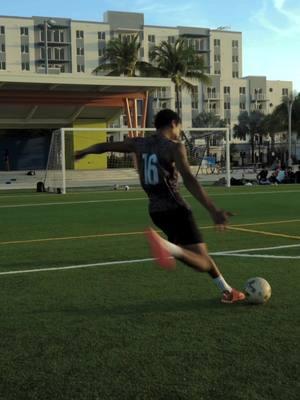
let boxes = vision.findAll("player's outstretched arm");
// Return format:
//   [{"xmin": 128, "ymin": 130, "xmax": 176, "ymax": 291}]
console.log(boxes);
[
  {"xmin": 75, "ymin": 140, "xmax": 135, "ymax": 161},
  {"xmin": 173, "ymin": 142, "xmax": 233, "ymax": 227}
]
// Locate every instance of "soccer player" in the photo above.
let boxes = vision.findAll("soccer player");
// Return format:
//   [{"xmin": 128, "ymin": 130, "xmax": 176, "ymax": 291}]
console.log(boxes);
[{"xmin": 75, "ymin": 109, "xmax": 245, "ymax": 303}]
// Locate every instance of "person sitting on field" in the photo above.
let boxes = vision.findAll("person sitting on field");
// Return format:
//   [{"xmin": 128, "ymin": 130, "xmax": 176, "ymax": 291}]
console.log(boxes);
[
  {"xmin": 269, "ymin": 166, "xmax": 285, "ymax": 184},
  {"xmin": 284, "ymin": 167, "xmax": 295, "ymax": 184},
  {"xmin": 74, "ymin": 109, "xmax": 245, "ymax": 304},
  {"xmin": 256, "ymin": 165, "xmax": 270, "ymax": 185},
  {"xmin": 295, "ymin": 166, "xmax": 300, "ymax": 184}
]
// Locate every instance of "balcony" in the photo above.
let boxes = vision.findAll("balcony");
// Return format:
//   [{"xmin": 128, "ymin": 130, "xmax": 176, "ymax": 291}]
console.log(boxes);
[
  {"xmin": 251, "ymin": 93, "xmax": 267, "ymax": 101},
  {"xmin": 36, "ymin": 40, "xmax": 71, "ymax": 47},
  {"xmin": 36, "ymin": 58, "xmax": 71, "ymax": 64},
  {"xmin": 203, "ymin": 93, "xmax": 220, "ymax": 100}
]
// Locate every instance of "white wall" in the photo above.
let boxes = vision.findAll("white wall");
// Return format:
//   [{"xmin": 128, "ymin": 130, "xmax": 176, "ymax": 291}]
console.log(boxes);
[{"xmin": 0, "ymin": 17, "xmax": 34, "ymax": 73}]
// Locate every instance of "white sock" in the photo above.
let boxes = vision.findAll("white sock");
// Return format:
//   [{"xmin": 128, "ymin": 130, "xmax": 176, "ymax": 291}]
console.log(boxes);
[
  {"xmin": 213, "ymin": 276, "xmax": 232, "ymax": 293},
  {"xmin": 161, "ymin": 238, "xmax": 183, "ymax": 258}
]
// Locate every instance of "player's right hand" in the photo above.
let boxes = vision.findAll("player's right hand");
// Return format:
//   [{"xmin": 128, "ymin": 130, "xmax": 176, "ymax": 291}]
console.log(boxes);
[
  {"xmin": 74, "ymin": 151, "xmax": 85, "ymax": 161},
  {"xmin": 211, "ymin": 209, "xmax": 234, "ymax": 230}
]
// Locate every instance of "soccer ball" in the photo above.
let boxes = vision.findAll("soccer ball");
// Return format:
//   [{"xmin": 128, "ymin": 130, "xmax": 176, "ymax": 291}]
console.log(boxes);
[
  {"xmin": 124, "ymin": 185, "xmax": 130, "ymax": 191},
  {"xmin": 244, "ymin": 277, "xmax": 271, "ymax": 304}
]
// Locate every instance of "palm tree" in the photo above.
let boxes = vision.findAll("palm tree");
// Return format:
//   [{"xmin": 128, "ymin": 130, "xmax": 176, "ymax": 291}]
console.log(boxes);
[
  {"xmin": 270, "ymin": 92, "xmax": 300, "ymax": 135},
  {"xmin": 233, "ymin": 111, "xmax": 266, "ymax": 164},
  {"xmin": 148, "ymin": 38, "xmax": 210, "ymax": 118},
  {"xmin": 93, "ymin": 34, "xmax": 150, "ymax": 77}
]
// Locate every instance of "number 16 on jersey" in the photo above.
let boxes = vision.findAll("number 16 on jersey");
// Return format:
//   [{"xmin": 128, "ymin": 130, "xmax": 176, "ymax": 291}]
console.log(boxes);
[{"xmin": 142, "ymin": 153, "xmax": 159, "ymax": 185}]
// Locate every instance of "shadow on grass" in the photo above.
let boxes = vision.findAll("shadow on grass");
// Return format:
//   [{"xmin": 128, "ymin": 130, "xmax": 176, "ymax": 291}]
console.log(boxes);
[{"xmin": 24, "ymin": 297, "xmax": 250, "ymax": 318}]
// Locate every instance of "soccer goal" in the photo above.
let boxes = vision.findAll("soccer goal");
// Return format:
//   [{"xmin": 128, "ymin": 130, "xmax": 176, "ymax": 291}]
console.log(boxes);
[{"xmin": 43, "ymin": 127, "xmax": 231, "ymax": 193}]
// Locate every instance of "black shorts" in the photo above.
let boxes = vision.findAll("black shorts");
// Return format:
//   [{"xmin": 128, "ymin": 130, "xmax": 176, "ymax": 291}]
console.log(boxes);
[{"xmin": 149, "ymin": 206, "xmax": 203, "ymax": 245}]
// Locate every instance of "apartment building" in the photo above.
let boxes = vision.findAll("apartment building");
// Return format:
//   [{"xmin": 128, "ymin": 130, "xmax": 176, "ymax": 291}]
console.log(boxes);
[{"xmin": 0, "ymin": 11, "xmax": 293, "ymax": 131}]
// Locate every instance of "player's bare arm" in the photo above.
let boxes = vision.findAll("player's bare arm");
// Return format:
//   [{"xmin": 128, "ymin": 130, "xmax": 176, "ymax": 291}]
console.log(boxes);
[
  {"xmin": 75, "ymin": 140, "xmax": 135, "ymax": 161},
  {"xmin": 172, "ymin": 142, "xmax": 232, "ymax": 227}
]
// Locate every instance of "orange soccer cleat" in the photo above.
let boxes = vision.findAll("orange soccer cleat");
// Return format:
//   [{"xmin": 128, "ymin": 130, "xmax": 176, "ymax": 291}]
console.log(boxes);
[
  {"xmin": 221, "ymin": 288, "xmax": 246, "ymax": 304},
  {"xmin": 145, "ymin": 228, "xmax": 176, "ymax": 270}
]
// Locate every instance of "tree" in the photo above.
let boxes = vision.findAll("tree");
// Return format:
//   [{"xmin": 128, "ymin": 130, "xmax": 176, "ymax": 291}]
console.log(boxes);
[
  {"xmin": 233, "ymin": 111, "xmax": 266, "ymax": 163},
  {"xmin": 148, "ymin": 39, "xmax": 210, "ymax": 118},
  {"xmin": 93, "ymin": 35, "xmax": 150, "ymax": 77},
  {"xmin": 270, "ymin": 92, "xmax": 300, "ymax": 136}
]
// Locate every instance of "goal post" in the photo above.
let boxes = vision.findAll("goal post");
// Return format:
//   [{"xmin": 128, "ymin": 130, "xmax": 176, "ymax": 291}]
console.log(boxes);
[{"xmin": 43, "ymin": 127, "xmax": 231, "ymax": 193}]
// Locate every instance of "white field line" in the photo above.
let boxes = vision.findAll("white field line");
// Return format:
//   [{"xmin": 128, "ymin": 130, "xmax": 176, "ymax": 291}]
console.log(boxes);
[
  {"xmin": 0, "ymin": 189, "xmax": 300, "ymax": 209},
  {"xmin": 212, "ymin": 243, "xmax": 300, "ymax": 255},
  {"xmin": 0, "ymin": 244, "xmax": 299, "ymax": 276},
  {"xmin": 0, "ymin": 258, "xmax": 154, "ymax": 276},
  {"xmin": 0, "ymin": 197, "xmax": 146, "ymax": 208},
  {"xmin": 213, "ymin": 254, "xmax": 300, "ymax": 259}
]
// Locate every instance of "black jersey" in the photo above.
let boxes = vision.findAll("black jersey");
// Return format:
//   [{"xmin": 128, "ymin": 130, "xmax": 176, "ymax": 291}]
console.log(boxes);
[{"xmin": 132, "ymin": 134, "xmax": 189, "ymax": 213}]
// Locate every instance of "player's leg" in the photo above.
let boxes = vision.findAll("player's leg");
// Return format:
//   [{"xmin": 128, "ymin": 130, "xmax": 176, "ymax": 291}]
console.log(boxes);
[
  {"xmin": 146, "ymin": 228, "xmax": 245, "ymax": 303},
  {"xmin": 180, "ymin": 242, "xmax": 245, "ymax": 303},
  {"xmin": 146, "ymin": 208, "xmax": 245, "ymax": 303}
]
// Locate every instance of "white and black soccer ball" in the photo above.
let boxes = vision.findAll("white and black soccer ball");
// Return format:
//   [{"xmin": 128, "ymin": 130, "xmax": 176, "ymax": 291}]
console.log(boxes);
[
  {"xmin": 244, "ymin": 277, "xmax": 272, "ymax": 304},
  {"xmin": 124, "ymin": 185, "xmax": 130, "ymax": 191}
]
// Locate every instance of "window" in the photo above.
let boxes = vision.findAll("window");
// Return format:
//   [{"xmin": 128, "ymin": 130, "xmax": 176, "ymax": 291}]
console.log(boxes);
[
  {"xmin": 239, "ymin": 87, "xmax": 246, "ymax": 94},
  {"xmin": 214, "ymin": 39, "xmax": 220, "ymax": 46},
  {"xmin": 148, "ymin": 34, "xmax": 155, "ymax": 43},
  {"xmin": 214, "ymin": 69, "xmax": 221, "ymax": 75},
  {"xmin": 20, "ymin": 27, "xmax": 29, "ymax": 36},
  {"xmin": 269, "ymin": 88, "xmax": 273, "ymax": 92},
  {"xmin": 77, "ymin": 47, "xmax": 84, "ymax": 56},
  {"xmin": 224, "ymin": 102, "xmax": 231, "ymax": 110},
  {"xmin": 214, "ymin": 54, "xmax": 221, "ymax": 62},
  {"xmin": 0, "ymin": 44, "xmax": 5, "ymax": 52},
  {"xmin": 224, "ymin": 86, "xmax": 230, "ymax": 94},
  {"xmin": 232, "ymin": 71, "xmax": 239, "ymax": 78},
  {"xmin": 207, "ymin": 87, "xmax": 216, "ymax": 97},
  {"xmin": 76, "ymin": 30, "xmax": 84, "ymax": 39},
  {"xmin": 0, "ymin": 26, "xmax": 5, "ymax": 35},
  {"xmin": 232, "ymin": 55, "xmax": 239, "ymax": 62},
  {"xmin": 232, "ymin": 40, "xmax": 238, "ymax": 47},
  {"xmin": 270, "ymin": 103, "xmax": 273, "ymax": 107},
  {"xmin": 98, "ymin": 48, "xmax": 105, "ymax": 57},
  {"xmin": 168, "ymin": 36, "xmax": 175, "ymax": 44},
  {"xmin": 54, "ymin": 48, "xmax": 65, "ymax": 60},
  {"xmin": 240, "ymin": 103, "xmax": 246, "ymax": 110},
  {"xmin": 98, "ymin": 32, "xmax": 105, "ymax": 40},
  {"xmin": 77, "ymin": 64, "xmax": 85, "ymax": 72},
  {"xmin": 21, "ymin": 62, "xmax": 30, "ymax": 71},
  {"xmin": 282, "ymin": 88, "xmax": 289, "ymax": 96},
  {"xmin": 53, "ymin": 30, "xmax": 60, "ymax": 42},
  {"xmin": 0, "ymin": 62, "xmax": 6, "ymax": 70},
  {"xmin": 21, "ymin": 45, "xmax": 29, "ymax": 54}
]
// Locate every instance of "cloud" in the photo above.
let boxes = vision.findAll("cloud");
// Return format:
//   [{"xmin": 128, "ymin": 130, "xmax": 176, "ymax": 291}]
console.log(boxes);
[{"xmin": 254, "ymin": 0, "xmax": 300, "ymax": 36}]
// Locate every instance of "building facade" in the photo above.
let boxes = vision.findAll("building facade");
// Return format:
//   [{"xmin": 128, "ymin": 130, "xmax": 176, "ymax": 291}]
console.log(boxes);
[{"xmin": 0, "ymin": 11, "xmax": 293, "ymax": 138}]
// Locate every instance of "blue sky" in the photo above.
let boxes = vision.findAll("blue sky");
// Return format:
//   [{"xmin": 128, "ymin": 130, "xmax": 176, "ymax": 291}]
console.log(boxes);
[{"xmin": 1, "ymin": 0, "xmax": 299, "ymax": 91}]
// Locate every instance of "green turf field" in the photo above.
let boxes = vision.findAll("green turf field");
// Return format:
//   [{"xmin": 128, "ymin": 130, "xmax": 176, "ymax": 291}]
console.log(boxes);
[{"xmin": 0, "ymin": 185, "xmax": 299, "ymax": 400}]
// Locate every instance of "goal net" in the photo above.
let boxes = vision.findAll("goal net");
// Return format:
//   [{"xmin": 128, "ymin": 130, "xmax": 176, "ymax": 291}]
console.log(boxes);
[{"xmin": 43, "ymin": 127, "xmax": 230, "ymax": 193}]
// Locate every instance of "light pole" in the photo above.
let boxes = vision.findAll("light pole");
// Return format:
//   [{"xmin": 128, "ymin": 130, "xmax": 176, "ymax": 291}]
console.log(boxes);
[
  {"xmin": 287, "ymin": 96, "xmax": 294, "ymax": 167},
  {"xmin": 44, "ymin": 19, "xmax": 56, "ymax": 74}
]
